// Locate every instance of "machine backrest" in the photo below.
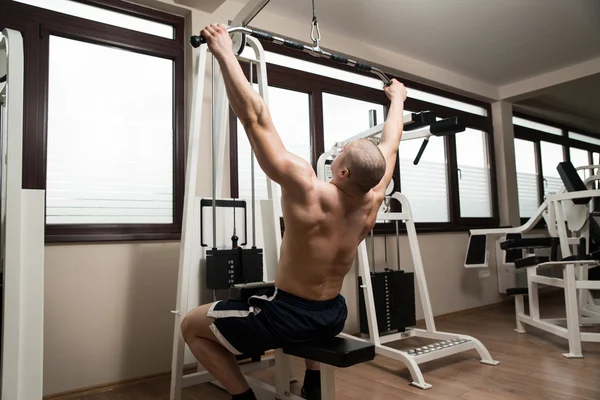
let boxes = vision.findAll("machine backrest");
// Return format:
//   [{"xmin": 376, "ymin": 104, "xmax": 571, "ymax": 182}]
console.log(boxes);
[
  {"xmin": 557, "ymin": 161, "xmax": 591, "ymax": 205},
  {"xmin": 557, "ymin": 161, "xmax": 600, "ymax": 249}
]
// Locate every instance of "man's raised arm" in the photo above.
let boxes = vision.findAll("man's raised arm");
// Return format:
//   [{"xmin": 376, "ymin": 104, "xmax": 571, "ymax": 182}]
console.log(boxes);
[
  {"xmin": 202, "ymin": 24, "xmax": 314, "ymax": 190},
  {"xmin": 373, "ymin": 80, "xmax": 408, "ymax": 195}
]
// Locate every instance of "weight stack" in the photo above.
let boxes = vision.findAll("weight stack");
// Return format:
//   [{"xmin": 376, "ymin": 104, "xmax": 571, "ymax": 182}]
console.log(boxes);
[
  {"xmin": 206, "ymin": 249, "xmax": 243, "ymax": 290},
  {"xmin": 358, "ymin": 270, "xmax": 416, "ymax": 335},
  {"xmin": 240, "ymin": 247, "xmax": 264, "ymax": 283}
]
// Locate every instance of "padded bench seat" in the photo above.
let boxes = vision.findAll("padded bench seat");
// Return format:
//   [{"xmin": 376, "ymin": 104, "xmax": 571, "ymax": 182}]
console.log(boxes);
[
  {"xmin": 283, "ymin": 337, "xmax": 375, "ymax": 368},
  {"xmin": 515, "ymin": 256, "xmax": 549, "ymax": 269},
  {"xmin": 501, "ymin": 237, "xmax": 558, "ymax": 250}
]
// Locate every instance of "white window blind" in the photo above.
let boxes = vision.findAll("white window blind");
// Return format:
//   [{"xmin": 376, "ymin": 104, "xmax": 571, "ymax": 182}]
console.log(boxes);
[
  {"xmin": 46, "ymin": 36, "xmax": 174, "ymax": 224},
  {"xmin": 322, "ymin": 93, "xmax": 385, "ymax": 150},
  {"xmin": 456, "ymin": 129, "xmax": 492, "ymax": 218},
  {"xmin": 514, "ymin": 139, "xmax": 539, "ymax": 218},
  {"xmin": 400, "ymin": 136, "xmax": 449, "ymax": 222},
  {"xmin": 15, "ymin": 0, "xmax": 174, "ymax": 38},
  {"xmin": 540, "ymin": 142, "xmax": 565, "ymax": 198},
  {"xmin": 237, "ymin": 86, "xmax": 311, "ymax": 200}
]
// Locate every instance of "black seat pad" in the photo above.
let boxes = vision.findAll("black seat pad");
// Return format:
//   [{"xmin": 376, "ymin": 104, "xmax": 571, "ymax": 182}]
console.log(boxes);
[
  {"xmin": 514, "ymin": 256, "xmax": 549, "ymax": 268},
  {"xmin": 282, "ymin": 337, "xmax": 375, "ymax": 368},
  {"xmin": 501, "ymin": 237, "xmax": 556, "ymax": 250},
  {"xmin": 506, "ymin": 287, "xmax": 528, "ymax": 296}
]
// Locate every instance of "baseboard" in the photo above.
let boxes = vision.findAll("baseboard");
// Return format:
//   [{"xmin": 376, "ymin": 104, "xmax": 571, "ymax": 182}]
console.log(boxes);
[
  {"xmin": 43, "ymin": 352, "xmax": 278, "ymax": 400},
  {"xmin": 43, "ymin": 365, "xmax": 196, "ymax": 400}
]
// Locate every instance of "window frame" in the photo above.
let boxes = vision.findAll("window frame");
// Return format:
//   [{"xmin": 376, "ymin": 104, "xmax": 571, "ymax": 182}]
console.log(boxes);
[
  {"xmin": 1, "ymin": 0, "xmax": 185, "ymax": 242},
  {"xmin": 229, "ymin": 41, "xmax": 498, "ymax": 234},
  {"xmin": 513, "ymin": 112, "xmax": 600, "ymax": 225}
]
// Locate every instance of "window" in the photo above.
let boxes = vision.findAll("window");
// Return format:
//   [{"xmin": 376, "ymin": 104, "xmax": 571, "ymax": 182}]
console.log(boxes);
[
  {"xmin": 513, "ymin": 117, "xmax": 562, "ymax": 135},
  {"xmin": 513, "ymin": 114, "xmax": 600, "ymax": 219},
  {"xmin": 2, "ymin": 0, "xmax": 185, "ymax": 241},
  {"xmin": 456, "ymin": 129, "xmax": 492, "ymax": 218},
  {"xmin": 237, "ymin": 86, "xmax": 311, "ymax": 200},
  {"xmin": 400, "ymin": 136, "xmax": 449, "ymax": 222},
  {"xmin": 231, "ymin": 41, "xmax": 497, "ymax": 232},
  {"xmin": 569, "ymin": 131, "xmax": 600, "ymax": 147},
  {"xmin": 322, "ymin": 94, "xmax": 385, "ymax": 150},
  {"xmin": 540, "ymin": 142, "xmax": 564, "ymax": 198},
  {"xmin": 570, "ymin": 147, "xmax": 590, "ymax": 181},
  {"xmin": 14, "ymin": 0, "xmax": 174, "ymax": 38},
  {"xmin": 46, "ymin": 37, "xmax": 174, "ymax": 224},
  {"xmin": 514, "ymin": 139, "xmax": 539, "ymax": 218}
]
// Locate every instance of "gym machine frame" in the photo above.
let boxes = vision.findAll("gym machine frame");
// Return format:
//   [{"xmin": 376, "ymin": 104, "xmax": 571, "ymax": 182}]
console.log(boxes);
[
  {"xmin": 468, "ymin": 163, "xmax": 600, "ymax": 358},
  {"xmin": 0, "ymin": 28, "xmax": 46, "ymax": 400},
  {"xmin": 316, "ymin": 121, "xmax": 499, "ymax": 390},
  {"xmin": 171, "ymin": 3, "xmax": 378, "ymax": 399}
]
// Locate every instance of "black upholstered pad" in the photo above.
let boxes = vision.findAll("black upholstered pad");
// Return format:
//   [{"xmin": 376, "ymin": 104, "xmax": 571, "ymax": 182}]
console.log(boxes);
[
  {"xmin": 500, "ymin": 237, "xmax": 556, "ymax": 250},
  {"xmin": 283, "ymin": 337, "xmax": 375, "ymax": 368},
  {"xmin": 506, "ymin": 287, "xmax": 528, "ymax": 296},
  {"xmin": 514, "ymin": 256, "xmax": 549, "ymax": 268}
]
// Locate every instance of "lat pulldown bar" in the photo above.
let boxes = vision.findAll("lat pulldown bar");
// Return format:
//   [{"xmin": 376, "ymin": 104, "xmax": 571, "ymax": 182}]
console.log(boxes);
[{"xmin": 190, "ymin": 26, "xmax": 392, "ymax": 86}]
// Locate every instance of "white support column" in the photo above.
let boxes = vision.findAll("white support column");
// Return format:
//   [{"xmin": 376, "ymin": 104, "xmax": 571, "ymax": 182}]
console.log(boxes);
[
  {"xmin": 491, "ymin": 101, "xmax": 520, "ymax": 227},
  {"xmin": 320, "ymin": 364, "xmax": 336, "ymax": 400},
  {"xmin": 526, "ymin": 267, "xmax": 540, "ymax": 321},
  {"xmin": 514, "ymin": 295, "xmax": 527, "ymax": 333},
  {"xmin": 214, "ymin": 70, "xmax": 230, "ymax": 198},
  {"xmin": 274, "ymin": 350, "xmax": 291, "ymax": 397},
  {"xmin": 170, "ymin": 44, "xmax": 208, "ymax": 400},
  {"xmin": 563, "ymin": 263, "xmax": 583, "ymax": 358}
]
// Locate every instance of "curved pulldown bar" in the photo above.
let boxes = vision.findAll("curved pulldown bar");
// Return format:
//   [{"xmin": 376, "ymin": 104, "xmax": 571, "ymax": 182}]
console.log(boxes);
[{"xmin": 190, "ymin": 26, "xmax": 392, "ymax": 86}]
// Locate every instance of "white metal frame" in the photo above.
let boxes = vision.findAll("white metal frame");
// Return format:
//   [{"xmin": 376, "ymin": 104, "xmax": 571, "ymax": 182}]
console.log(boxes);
[
  {"xmin": 469, "ymin": 168, "xmax": 600, "ymax": 358},
  {"xmin": 317, "ymin": 125, "xmax": 499, "ymax": 390},
  {"xmin": 170, "ymin": 4, "xmax": 345, "ymax": 398},
  {"xmin": 0, "ymin": 28, "xmax": 46, "ymax": 400}
]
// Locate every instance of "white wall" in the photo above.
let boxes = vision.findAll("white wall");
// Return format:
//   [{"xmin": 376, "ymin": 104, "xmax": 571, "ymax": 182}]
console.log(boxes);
[{"xmin": 42, "ymin": 0, "xmax": 506, "ymax": 396}]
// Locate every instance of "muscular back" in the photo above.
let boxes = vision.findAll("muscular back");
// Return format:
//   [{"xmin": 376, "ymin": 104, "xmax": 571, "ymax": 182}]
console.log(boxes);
[{"xmin": 274, "ymin": 180, "xmax": 383, "ymax": 301}]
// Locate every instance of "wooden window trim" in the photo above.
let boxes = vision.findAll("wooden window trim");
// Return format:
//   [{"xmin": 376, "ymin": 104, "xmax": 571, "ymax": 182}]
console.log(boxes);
[{"xmin": 1, "ymin": 0, "xmax": 185, "ymax": 243}]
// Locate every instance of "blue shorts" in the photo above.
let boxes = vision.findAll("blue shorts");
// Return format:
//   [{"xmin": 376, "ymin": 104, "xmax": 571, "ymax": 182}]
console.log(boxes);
[{"xmin": 207, "ymin": 288, "xmax": 348, "ymax": 355}]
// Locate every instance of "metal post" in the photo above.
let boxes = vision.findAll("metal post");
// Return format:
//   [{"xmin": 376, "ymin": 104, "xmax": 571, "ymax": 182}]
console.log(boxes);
[
  {"xmin": 250, "ymin": 61, "xmax": 257, "ymax": 248},
  {"xmin": 211, "ymin": 55, "xmax": 217, "ymax": 250}
]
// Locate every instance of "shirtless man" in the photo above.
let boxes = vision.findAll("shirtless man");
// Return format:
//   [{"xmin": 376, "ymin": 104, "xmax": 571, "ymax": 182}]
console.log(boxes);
[{"xmin": 181, "ymin": 24, "xmax": 407, "ymax": 400}]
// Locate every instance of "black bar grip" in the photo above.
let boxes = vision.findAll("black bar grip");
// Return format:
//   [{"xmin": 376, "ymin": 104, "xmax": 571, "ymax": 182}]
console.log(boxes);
[
  {"xmin": 283, "ymin": 39, "xmax": 305, "ymax": 51},
  {"xmin": 413, "ymin": 138, "xmax": 429, "ymax": 165},
  {"xmin": 355, "ymin": 62, "xmax": 372, "ymax": 72},
  {"xmin": 430, "ymin": 117, "xmax": 466, "ymax": 136},
  {"xmin": 250, "ymin": 30, "xmax": 273, "ymax": 41},
  {"xmin": 330, "ymin": 54, "xmax": 349, "ymax": 64},
  {"xmin": 190, "ymin": 35, "xmax": 205, "ymax": 48}
]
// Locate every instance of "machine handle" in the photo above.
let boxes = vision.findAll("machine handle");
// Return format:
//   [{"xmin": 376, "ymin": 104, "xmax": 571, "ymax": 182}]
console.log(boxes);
[
  {"xmin": 190, "ymin": 26, "xmax": 392, "ymax": 86},
  {"xmin": 413, "ymin": 138, "xmax": 430, "ymax": 165}
]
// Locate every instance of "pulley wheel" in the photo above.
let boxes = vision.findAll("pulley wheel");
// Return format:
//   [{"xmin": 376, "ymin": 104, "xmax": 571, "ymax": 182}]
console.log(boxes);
[{"xmin": 231, "ymin": 31, "xmax": 247, "ymax": 56}]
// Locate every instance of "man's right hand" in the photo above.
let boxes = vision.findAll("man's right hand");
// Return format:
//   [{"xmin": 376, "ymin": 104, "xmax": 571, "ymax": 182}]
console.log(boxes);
[
  {"xmin": 201, "ymin": 24, "xmax": 234, "ymax": 60},
  {"xmin": 384, "ymin": 79, "xmax": 407, "ymax": 102}
]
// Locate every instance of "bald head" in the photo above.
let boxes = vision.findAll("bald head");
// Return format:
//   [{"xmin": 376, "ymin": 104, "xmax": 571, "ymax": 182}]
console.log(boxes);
[{"xmin": 336, "ymin": 139, "xmax": 386, "ymax": 193}]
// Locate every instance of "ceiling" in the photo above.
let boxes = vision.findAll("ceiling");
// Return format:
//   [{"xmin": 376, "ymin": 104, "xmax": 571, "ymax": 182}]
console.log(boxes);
[
  {"xmin": 263, "ymin": 0, "xmax": 600, "ymax": 85},
  {"xmin": 515, "ymin": 73, "xmax": 600, "ymax": 133}
]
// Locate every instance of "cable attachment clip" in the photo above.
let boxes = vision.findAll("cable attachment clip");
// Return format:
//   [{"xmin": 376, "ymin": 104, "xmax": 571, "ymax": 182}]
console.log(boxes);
[
  {"xmin": 311, "ymin": 17, "xmax": 321, "ymax": 50},
  {"xmin": 310, "ymin": 0, "xmax": 321, "ymax": 51}
]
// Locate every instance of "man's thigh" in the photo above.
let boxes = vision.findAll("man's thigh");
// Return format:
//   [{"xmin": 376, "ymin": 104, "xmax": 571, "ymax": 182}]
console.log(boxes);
[{"xmin": 182, "ymin": 303, "xmax": 219, "ymax": 343}]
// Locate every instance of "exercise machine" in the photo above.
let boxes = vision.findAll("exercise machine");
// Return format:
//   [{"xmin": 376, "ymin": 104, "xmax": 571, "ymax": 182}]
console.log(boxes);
[
  {"xmin": 170, "ymin": 3, "xmax": 379, "ymax": 399},
  {"xmin": 466, "ymin": 161, "xmax": 600, "ymax": 358},
  {"xmin": 316, "ymin": 115, "xmax": 499, "ymax": 390},
  {"xmin": 0, "ymin": 28, "xmax": 46, "ymax": 400}
]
